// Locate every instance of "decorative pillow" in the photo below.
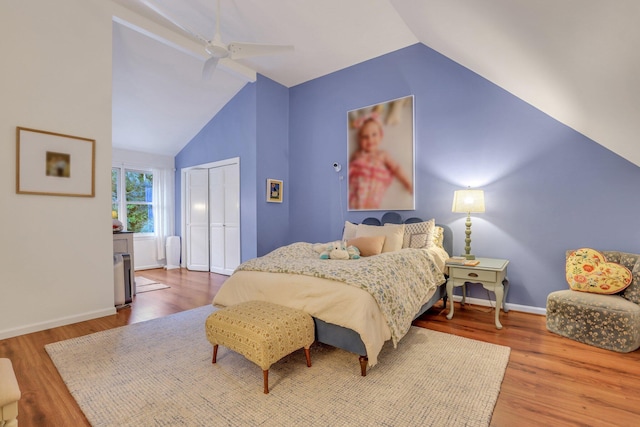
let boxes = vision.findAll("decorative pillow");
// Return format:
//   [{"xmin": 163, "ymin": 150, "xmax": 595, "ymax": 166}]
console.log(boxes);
[
  {"xmin": 431, "ymin": 226, "xmax": 444, "ymax": 249},
  {"xmin": 347, "ymin": 236, "xmax": 386, "ymax": 257},
  {"xmin": 408, "ymin": 233, "xmax": 428, "ymax": 249},
  {"xmin": 394, "ymin": 219, "xmax": 435, "ymax": 249},
  {"xmin": 355, "ymin": 223, "xmax": 404, "ymax": 253},
  {"xmin": 566, "ymin": 248, "xmax": 633, "ymax": 294},
  {"xmin": 342, "ymin": 221, "xmax": 358, "ymax": 241}
]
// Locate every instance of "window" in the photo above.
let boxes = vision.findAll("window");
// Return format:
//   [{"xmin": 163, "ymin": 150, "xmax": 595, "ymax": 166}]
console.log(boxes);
[
  {"xmin": 112, "ymin": 167, "xmax": 154, "ymax": 234},
  {"xmin": 112, "ymin": 168, "xmax": 120, "ymax": 216}
]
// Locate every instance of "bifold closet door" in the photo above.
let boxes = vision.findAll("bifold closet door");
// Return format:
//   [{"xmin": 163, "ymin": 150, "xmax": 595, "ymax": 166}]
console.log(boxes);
[
  {"xmin": 209, "ymin": 163, "xmax": 240, "ymax": 275},
  {"xmin": 185, "ymin": 169, "xmax": 209, "ymax": 271}
]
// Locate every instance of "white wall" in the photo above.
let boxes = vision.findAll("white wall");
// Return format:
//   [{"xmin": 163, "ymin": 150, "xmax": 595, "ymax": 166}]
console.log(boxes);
[
  {"xmin": 112, "ymin": 148, "xmax": 175, "ymax": 270},
  {"xmin": 0, "ymin": 0, "xmax": 116, "ymax": 339}
]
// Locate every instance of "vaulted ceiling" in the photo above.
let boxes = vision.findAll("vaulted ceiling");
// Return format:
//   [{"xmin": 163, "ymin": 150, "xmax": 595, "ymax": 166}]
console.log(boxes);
[{"xmin": 110, "ymin": 0, "xmax": 640, "ymax": 167}]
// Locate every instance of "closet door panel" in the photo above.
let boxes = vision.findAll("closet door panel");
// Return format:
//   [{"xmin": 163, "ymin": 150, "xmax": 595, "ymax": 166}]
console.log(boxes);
[
  {"xmin": 186, "ymin": 169, "xmax": 209, "ymax": 271},
  {"xmin": 224, "ymin": 163, "xmax": 240, "ymax": 227},
  {"xmin": 223, "ymin": 163, "xmax": 240, "ymax": 273},
  {"xmin": 225, "ymin": 225, "xmax": 241, "ymax": 272},
  {"xmin": 209, "ymin": 167, "xmax": 226, "ymax": 274},
  {"xmin": 208, "ymin": 167, "xmax": 225, "ymax": 225}
]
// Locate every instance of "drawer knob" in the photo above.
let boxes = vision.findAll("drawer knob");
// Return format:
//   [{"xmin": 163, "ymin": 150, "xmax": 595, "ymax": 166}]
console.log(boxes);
[{"xmin": 467, "ymin": 272, "xmax": 479, "ymax": 278}]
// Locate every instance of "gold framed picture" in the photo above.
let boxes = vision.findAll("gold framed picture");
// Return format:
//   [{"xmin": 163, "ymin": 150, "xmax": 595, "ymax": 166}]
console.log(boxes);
[
  {"xmin": 267, "ymin": 178, "xmax": 283, "ymax": 203},
  {"xmin": 16, "ymin": 127, "xmax": 95, "ymax": 197}
]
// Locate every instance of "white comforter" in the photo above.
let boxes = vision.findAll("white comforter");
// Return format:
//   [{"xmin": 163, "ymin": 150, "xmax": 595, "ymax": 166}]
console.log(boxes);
[{"xmin": 213, "ymin": 244, "xmax": 448, "ymax": 366}]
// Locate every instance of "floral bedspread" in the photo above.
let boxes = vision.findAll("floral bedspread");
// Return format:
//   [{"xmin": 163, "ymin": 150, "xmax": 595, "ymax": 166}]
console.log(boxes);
[{"xmin": 235, "ymin": 242, "xmax": 446, "ymax": 346}]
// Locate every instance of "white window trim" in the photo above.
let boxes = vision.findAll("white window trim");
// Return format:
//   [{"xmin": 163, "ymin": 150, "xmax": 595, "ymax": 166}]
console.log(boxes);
[{"xmin": 112, "ymin": 163, "xmax": 155, "ymax": 236}]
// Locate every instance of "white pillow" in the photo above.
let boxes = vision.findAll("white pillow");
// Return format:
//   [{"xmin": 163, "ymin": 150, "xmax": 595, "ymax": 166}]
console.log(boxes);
[
  {"xmin": 356, "ymin": 223, "xmax": 405, "ymax": 253},
  {"xmin": 400, "ymin": 219, "xmax": 435, "ymax": 249},
  {"xmin": 342, "ymin": 221, "xmax": 358, "ymax": 241}
]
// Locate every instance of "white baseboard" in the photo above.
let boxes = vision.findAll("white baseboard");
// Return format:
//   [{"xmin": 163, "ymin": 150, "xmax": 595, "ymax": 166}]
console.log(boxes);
[
  {"xmin": 0, "ymin": 307, "xmax": 117, "ymax": 340},
  {"xmin": 450, "ymin": 295, "xmax": 546, "ymax": 316},
  {"xmin": 135, "ymin": 264, "xmax": 164, "ymax": 271}
]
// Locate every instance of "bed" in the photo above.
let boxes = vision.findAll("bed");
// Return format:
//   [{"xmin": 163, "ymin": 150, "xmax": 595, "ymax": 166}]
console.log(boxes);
[{"xmin": 213, "ymin": 212, "xmax": 452, "ymax": 375}]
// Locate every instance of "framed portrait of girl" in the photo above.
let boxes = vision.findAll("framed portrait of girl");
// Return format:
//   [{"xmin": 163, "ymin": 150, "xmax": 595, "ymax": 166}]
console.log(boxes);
[{"xmin": 347, "ymin": 95, "xmax": 415, "ymax": 211}]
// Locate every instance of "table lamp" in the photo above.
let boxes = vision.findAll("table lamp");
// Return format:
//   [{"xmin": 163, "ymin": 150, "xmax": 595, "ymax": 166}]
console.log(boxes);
[{"xmin": 452, "ymin": 188, "xmax": 485, "ymax": 260}]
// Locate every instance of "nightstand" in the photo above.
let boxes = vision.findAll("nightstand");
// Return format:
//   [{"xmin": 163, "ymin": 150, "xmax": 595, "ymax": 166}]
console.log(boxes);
[{"xmin": 445, "ymin": 258, "xmax": 510, "ymax": 329}]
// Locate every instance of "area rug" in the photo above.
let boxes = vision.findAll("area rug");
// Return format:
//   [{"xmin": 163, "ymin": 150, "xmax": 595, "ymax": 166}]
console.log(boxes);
[
  {"xmin": 45, "ymin": 306, "xmax": 510, "ymax": 427},
  {"xmin": 135, "ymin": 276, "xmax": 170, "ymax": 293}
]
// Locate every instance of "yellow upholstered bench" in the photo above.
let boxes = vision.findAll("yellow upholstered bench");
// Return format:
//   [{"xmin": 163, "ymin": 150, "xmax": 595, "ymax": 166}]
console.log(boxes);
[
  {"xmin": 205, "ymin": 300, "xmax": 315, "ymax": 394},
  {"xmin": 0, "ymin": 358, "xmax": 21, "ymax": 427}
]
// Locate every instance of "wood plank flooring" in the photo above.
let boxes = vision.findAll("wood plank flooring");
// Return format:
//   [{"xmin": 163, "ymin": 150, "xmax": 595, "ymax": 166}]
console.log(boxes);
[{"xmin": 2, "ymin": 268, "xmax": 639, "ymax": 426}]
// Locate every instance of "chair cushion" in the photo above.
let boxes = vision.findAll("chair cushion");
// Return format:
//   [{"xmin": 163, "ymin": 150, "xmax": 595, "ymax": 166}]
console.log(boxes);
[
  {"xmin": 614, "ymin": 252, "xmax": 640, "ymax": 305},
  {"xmin": 546, "ymin": 290, "xmax": 640, "ymax": 353},
  {"xmin": 566, "ymin": 248, "xmax": 632, "ymax": 294}
]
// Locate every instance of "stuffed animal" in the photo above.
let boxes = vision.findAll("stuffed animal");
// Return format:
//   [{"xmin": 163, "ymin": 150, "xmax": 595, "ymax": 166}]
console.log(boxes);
[
  {"xmin": 329, "ymin": 241, "xmax": 350, "ymax": 260},
  {"xmin": 314, "ymin": 241, "xmax": 360, "ymax": 260},
  {"xmin": 313, "ymin": 242, "xmax": 332, "ymax": 259},
  {"xmin": 347, "ymin": 245, "xmax": 360, "ymax": 259}
]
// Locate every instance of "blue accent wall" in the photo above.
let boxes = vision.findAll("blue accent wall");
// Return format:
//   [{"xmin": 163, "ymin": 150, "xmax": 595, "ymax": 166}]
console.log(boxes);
[
  {"xmin": 256, "ymin": 75, "xmax": 290, "ymax": 255},
  {"xmin": 174, "ymin": 75, "xmax": 290, "ymax": 261},
  {"xmin": 176, "ymin": 42, "xmax": 640, "ymax": 310},
  {"xmin": 288, "ymin": 43, "xmax": 640, "ymax": 309},
  {"xmin": 175, "ymin": 82, "xmax": 258, "ymax": 261}
]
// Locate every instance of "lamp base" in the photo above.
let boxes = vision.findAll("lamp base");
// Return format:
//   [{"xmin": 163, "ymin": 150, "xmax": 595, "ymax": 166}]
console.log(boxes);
[{"xmin": 462, "ymin": 254, "xmax": 476, "ymax": 260}]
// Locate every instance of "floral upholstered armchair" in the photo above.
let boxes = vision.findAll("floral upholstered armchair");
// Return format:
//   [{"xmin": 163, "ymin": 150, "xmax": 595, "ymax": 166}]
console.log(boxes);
[{"xmin": 546, "ymin": 249, "xmax": 640, "ymax": 352}]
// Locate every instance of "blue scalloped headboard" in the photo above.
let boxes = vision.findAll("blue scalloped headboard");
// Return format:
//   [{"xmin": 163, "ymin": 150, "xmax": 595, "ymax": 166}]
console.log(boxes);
[{"xmin": 360, "ymin": 211, "xmax": 453, "ymax": 256}]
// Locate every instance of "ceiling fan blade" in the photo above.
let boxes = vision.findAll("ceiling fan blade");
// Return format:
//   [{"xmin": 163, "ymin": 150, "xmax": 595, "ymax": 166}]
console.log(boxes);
[
  {"xmin": 139, "ymin": 0, "xmax": 209, "ymax": 45},
  {"xmin": 228, "ymin": 42, "xmax": 294, "ymax": 60},
  {"xmin": 202, "ymin": 56, "xmax": 219, "ymax": 80},
  {"xmin": 218, "ymin": 58, "xmax": 257, "ymax": 82}
]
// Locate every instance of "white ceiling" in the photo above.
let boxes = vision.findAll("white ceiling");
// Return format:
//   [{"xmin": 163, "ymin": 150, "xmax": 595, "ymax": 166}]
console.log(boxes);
[{"xmin": 111, "ymin": 0, "xmax": 640, "ymax": 167}]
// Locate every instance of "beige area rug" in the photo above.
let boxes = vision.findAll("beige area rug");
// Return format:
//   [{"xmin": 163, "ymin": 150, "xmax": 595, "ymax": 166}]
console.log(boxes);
[
  {"xmin": 135, "ymin": 276, "xmax": 170, "ymax": 293},
  {"xmin": 45, "ymin": 306, "xmax": 510, "ymax": 427}
]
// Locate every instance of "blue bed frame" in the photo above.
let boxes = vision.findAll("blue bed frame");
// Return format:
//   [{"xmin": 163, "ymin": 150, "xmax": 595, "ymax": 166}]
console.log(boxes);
[{"xmin": 312, "ymin": 212, "xmax": 452, "ymax": 376}]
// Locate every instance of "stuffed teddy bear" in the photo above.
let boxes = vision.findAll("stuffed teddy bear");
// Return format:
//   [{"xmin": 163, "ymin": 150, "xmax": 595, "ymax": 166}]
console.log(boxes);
[{"xmin": 314, "ymin": 241, "xmax": 360, "ymax": 260}]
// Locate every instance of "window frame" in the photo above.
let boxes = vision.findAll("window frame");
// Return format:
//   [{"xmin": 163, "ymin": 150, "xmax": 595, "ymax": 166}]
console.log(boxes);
[{"xmin": 112, "ymin": 166, "xmax": 155, "ymax": 236}]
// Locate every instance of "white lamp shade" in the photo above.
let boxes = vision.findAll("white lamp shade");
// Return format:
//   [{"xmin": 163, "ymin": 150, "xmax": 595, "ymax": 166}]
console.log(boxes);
[{"xmin": 452, "ymin": 189, "xmax": 485, "ymax": 213}]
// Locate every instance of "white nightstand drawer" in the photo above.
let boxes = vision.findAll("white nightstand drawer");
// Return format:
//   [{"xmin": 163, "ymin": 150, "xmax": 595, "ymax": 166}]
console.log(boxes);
[{"xmin": 450, "ymin": 268, "xmax": 497, "ymax": 282}]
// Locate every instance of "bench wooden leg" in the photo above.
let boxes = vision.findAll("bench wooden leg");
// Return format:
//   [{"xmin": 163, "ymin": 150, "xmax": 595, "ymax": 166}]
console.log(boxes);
[
  {"xmin": 263, "ymin": 370, "xmax": 269, "ymax": 394},
  {"xmin": 359, "ymin": 355, "xmax": 368, "ymax": 376},
  {"xmin": 304, "ymin": 347, "xmax": 312, "ymax": 367},
  {"xmin": 212, "ymin": 344, "xmax": 218, "ymax": 364}
]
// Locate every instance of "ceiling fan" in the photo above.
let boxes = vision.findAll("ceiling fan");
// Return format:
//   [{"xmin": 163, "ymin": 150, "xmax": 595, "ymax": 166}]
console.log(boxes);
[{"xmin": 139, "ymin": 0, "xmax": 294, "ymax": 79}]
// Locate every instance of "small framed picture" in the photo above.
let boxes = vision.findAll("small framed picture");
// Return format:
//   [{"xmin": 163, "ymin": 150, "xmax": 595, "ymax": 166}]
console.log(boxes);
[
  {"xmin": 16, "ymin": 127, "xmax": 95, "ymax": 197},
  {"xmin": 266, "ymin": 179, "xmax": 283, "ymax": 203}
]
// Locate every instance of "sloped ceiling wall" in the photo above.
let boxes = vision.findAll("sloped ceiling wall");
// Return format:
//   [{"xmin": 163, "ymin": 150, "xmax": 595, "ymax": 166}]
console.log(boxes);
[
  {"xmin": 393, "ymin": 0, "xmax": 640, "ymax": 166},
  {"xmin": 111, "ymin": 0, "xmax": 640, "ymax": 166}
]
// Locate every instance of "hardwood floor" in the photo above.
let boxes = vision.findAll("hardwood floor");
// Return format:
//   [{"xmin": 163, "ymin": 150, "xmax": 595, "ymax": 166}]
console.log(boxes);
[{"xmin": 2, "ymin": 268, "xmax": 640, "ymax": 426}]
